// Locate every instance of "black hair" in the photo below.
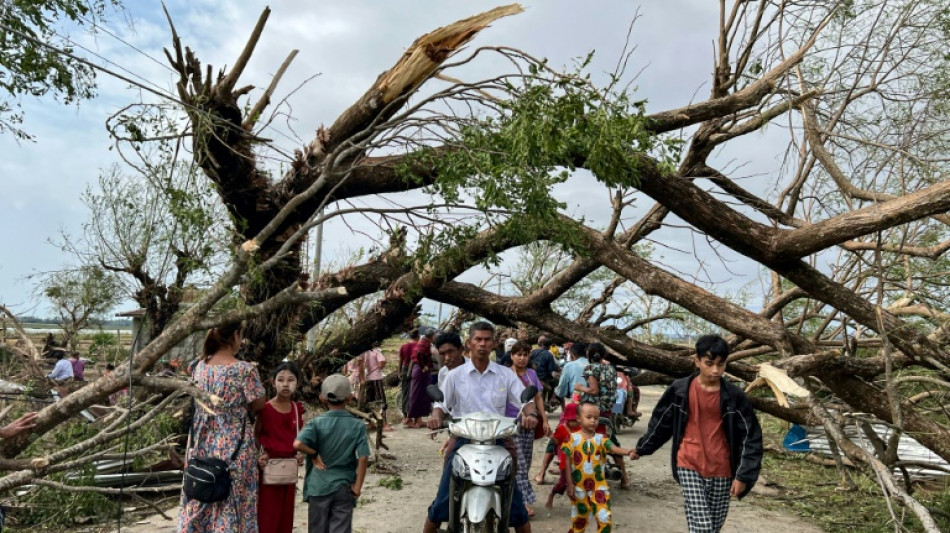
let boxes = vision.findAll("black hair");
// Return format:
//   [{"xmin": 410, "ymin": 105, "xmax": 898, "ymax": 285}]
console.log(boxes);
[
  {"xmin": 202, "ymin": 323, "xmax": 242, "ymax": 360},
  {"xmin": 410, "ymin": 328, "xmax": 420, "ymax": 340},
  {"xmin": 695, "ymin": 334, "xmax": 729, "ymax": 362},
  {"xmin": 538, "ymin": 336, "xmax": 551, "ymax": 348},
  {"xmin": 434, "ymin": 331, "xmax": 462, "ymax": 349},
  {"xmin": 578, "ymin": 400, "xmax": 600, "ymax": 414},
  {"xmin": 106, "ymin": 363, "xmax": 115, "ymax": 371},
  {"xmin": 468, "ymin": 320, "xmax": 495, "ymax": 338},
  {"xmin": 510, "ymin": 340, "xmax": 532, "ymax": 355},
  {"xmin": 586, "ymin": 342, "xmax": 606, "ymax": 363},
  {"xmin": 570, "ymin": 342, "xmax": 587, "ymax": 359},
  {"xmin": 272, "ymin": 361, "xmax": 303, "ymax": 382}
]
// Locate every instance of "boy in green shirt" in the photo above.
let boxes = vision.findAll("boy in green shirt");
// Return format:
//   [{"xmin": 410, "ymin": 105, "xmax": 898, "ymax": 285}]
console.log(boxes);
[{"xmin": 294, "ymin": 374, "xmax": 370, "ymax": 533}]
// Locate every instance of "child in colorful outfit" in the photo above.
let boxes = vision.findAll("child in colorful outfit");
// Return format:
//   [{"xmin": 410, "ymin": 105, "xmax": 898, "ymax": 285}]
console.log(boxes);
[
  {"xmin": 294, "ymin": 374, "xmax": 370, "ymax": 533},
  {"xmin": 256, "ymin": 362, "xmax": 305, "ymax": 533},
  {"xmin": 562, "ymin": 402, "xmax": 636, "ymax": 533},
  {"xmin": 544, "ymin": 402, "xmax": 580, "ymax": 509},
  {"xmin": 632, "ymin": 334, "xmax": 763, "ymax": 533}
]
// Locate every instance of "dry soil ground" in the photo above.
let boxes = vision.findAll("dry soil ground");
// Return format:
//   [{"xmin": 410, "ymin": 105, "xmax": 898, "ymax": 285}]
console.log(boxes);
[{"xmin": 116, "ymin": 386, "xmax": 822, "ymax": 532}]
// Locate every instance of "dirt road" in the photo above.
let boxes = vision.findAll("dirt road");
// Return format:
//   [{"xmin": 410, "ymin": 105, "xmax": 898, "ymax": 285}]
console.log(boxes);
[{"xmin": 117, "ymin": 386, "xmax": 821, "ymax": 532}]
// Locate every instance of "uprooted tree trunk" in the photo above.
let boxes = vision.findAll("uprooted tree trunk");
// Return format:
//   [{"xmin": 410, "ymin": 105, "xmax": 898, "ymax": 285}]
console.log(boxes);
[{"xmin": 6, "ymin": 3, "xmax": 950, "ymax": 529}]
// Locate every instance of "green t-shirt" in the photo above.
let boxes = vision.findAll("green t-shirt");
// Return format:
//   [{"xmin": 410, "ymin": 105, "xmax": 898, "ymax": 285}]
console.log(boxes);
[{"xmin": 296, "ymin": 410, "xmax": 370, "ymax": 498}]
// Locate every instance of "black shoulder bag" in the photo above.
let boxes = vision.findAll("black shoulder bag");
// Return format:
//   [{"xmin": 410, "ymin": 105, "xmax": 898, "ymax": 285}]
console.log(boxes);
[{"xmin": 183, "ymin": 408, "xmax": 247, "ymax": 504}]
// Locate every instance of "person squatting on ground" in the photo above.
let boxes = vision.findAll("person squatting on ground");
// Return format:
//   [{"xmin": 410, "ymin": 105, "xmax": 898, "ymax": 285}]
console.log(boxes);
[
  {"xmin": 398, "ymin": 328, "xmax": 420, "ymax": 424},
  {"xmin": 632, "ymin": 334, "xmax": 763, "ymax": 533},
  {"xmin": 423, "ymin": 321, "xmax": 539, "ymax": 533},
  {"xmin": 256, "ymin": 362, "xmax": 305, "ymax": 533},
  {"xmin": 179, "ymin": 323, "xmax": 267, "ymax": 533},
  {"xmin": 562, "ymin": 402, "xmax": 637, "ymax": 533},
  {"xmin": 509, "ymin": 340, "xmax": 550, "ymax": 517},
  {"xmin": 294, "ymin": 374, "xmax": 370, "ymax": 533},
  {"xmin": 544, "ymin": 402, "xmax": 580, "ymax": 509}
]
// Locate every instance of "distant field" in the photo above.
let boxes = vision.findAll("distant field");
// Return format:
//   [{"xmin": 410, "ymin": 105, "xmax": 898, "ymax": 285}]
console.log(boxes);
[
  {"xmin": 15, "ymin": 324, "xmax": 133, "ymax": 332},
  {"xmin": 2, "ymin": 327, "xmax": 135, "ymax": 356}
]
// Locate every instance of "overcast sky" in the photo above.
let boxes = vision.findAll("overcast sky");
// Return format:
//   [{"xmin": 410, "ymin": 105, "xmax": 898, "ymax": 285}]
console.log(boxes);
[{"xmin": 1, "ymin": 1, "xmax": 792, "ymax": 320}]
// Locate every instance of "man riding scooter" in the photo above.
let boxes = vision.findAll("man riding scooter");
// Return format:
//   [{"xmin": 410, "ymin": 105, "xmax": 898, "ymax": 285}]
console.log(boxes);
[{"xmin": 424, "ymin": 321, "xmax": 538, "ymax": 533}]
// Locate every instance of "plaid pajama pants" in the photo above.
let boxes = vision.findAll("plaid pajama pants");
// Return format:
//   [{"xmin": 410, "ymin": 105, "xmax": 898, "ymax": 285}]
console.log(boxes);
[
  {"xmin": 514, "ymin": 429, "xmax": 537, "ymax": 504},
  {"xmin": 677, "ymin": 467, "xmax": 732, "ymax": 533}
]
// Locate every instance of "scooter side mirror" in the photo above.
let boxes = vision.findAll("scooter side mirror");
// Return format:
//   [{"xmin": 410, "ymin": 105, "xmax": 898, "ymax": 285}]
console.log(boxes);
[
  {"xmin": 520, "ymin": 385, "xmax": 538, "ymax": 404},
  {"xmin": 426, "ymin": 385, "xmax": 445, "ymax": 403}
]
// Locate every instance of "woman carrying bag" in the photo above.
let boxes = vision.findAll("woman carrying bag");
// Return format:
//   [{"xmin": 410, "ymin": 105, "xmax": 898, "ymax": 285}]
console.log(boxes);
[
  {"xmin": 179, "ymin": 323, "xmax": 266, "ymax": 533},
  {"xmin": 256, "ymin": 363, "xmax": 306, "ymax": 533}
]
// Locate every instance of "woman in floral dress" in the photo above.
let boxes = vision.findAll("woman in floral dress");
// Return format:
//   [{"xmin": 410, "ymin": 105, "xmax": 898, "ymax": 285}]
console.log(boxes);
[{"xmin": 179, "ymin": 323, "xmax": 266, "ymax": 533}]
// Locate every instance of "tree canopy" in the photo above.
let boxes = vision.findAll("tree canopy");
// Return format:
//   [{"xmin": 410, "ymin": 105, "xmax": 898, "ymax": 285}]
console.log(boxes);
[{"xmin": 0, "ymin": 0, "xmax": 116, "ymax": 139}]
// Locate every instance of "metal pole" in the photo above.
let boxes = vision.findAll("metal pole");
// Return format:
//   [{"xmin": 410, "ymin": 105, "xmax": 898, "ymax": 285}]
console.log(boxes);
[{"xmin": 306, "ymin": 208, "xmax": 325, "ymax": 351}]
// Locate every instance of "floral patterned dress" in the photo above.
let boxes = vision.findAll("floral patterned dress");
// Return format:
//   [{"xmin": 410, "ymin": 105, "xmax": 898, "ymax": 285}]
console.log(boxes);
[
  {"xmin": 179, "ymin": 360, "xmax": 265, "ymax": 533},
  {"xmin": 562, "ymin": 432, "xmax": 614, "ymax": 533},
  {"xmin": 581, "ymin": 363, "xmax": 618, "ymax": 414}
]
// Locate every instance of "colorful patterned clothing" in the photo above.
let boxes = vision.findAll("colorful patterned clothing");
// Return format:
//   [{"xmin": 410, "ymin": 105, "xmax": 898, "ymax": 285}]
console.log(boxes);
[
  {"xmin": 179, "ymin": 360, "xmax": 265, "ymax": 533},
  {"xmin": 581, "ymin": 363, "xmax": 617, "ymax": 414},
  {"xmin": 562, "ymin": 432, "xmax": 614, "ymax": 533}
]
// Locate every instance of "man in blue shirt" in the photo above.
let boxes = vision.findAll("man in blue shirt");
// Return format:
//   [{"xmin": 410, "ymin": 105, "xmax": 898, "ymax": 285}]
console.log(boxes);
[{"xmin": 555, "ymin": 342, "xmax": 588, "ymax": 401}]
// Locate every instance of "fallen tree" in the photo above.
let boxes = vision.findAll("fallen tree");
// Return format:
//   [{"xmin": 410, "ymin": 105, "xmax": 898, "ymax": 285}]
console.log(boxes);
[{"xmin": 4, "ymin": 2, "xmax": 950, "ymax": 529}]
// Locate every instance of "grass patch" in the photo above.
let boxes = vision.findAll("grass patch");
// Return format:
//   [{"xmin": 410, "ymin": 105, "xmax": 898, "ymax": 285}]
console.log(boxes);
[
  {"xmin": 752, "ymin": 415, "xmax": 950, "ymax": 532},
  {"xmin": 378, "ymin": 475, "xmax": 404, "ymax": 490}
]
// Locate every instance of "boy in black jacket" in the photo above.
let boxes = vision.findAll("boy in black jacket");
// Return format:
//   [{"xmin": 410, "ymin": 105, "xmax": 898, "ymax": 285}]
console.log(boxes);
[{"xmin": 631, "ymin": 334, "xmax": 762, "ymax": 533}]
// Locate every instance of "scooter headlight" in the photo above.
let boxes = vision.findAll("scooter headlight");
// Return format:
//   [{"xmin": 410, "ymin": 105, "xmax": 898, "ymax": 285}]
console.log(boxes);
[{"xmin": 452, "ymin": 453, "xmax": 472, "ymax": 480}]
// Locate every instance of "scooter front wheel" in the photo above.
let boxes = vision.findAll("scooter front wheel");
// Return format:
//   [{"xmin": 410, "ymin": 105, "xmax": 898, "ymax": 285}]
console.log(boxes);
[{"xmin": 460, "ymin": 511, "xmax": 497, "ymax": 533}]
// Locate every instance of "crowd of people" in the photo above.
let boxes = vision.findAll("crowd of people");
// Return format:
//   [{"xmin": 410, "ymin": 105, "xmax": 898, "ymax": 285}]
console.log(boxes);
[
  {"xmin": 172, "ymin": 321, "xmax": 761, "ymax": 533},
  {"xmin": 0, "ymin": 308, "xmax": 762, "ymax": 533},
  {"xmin": 179, "ymin": 323, "xmax": 370, "ymax": 533}
]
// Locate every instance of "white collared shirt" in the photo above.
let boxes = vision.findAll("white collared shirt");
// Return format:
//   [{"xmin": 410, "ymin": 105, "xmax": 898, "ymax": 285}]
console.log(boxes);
[{"xmin": 441, "ymin": 359, "xmax": 525, "ymax": 417}]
